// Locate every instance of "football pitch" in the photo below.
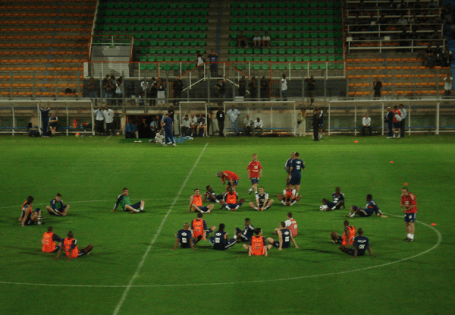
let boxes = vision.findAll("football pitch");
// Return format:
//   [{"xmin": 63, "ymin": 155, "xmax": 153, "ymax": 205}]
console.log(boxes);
[{"xmin": 0, "ymin": 135, "xmax": 454, "ymax": 315}]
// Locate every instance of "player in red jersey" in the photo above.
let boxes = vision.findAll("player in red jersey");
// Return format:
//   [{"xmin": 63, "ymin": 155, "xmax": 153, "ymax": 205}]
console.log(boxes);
[
  {"xmin": 247, "ymin": 153, "xmax": 262, "ymax": 195},
  {"xmin": 401, "ymin": 187, "xmax": 418, "ymax": 242},
  {"xmin": 216, "ymin": 170, "xmax": 239, "ymax": 191},
  {"xmin": 392, "ymin": 105, "xmax": 402, "ymax": 138}
]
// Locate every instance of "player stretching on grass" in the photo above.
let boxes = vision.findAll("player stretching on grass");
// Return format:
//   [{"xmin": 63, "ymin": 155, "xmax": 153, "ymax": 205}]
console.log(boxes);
[
  {"xmin": 191, "ymin": 213, "xmax": 216, "ymax": 244},
  {"xmin": 331, "ymin": 220, "xmax": 356, "ymax": 245},
  {"xmin": 277, "ymin": 183, "xmax": 301, "ymax": 206},
  {"xmin": 46, "ymin": 193, "xmax": 70, "ymax": 216},
  {"xmin": 267, "ymin": 222, "xmax": 298, "ymax": 251},
  {"xmin": 171, "ymin": 223, "xmax": 195, "ymax": 251},
  {"xmin": 188, "ymin": 188, "xmax": 214, "ymax": 214},
  {"xmin": 221, "ymin": 186, "xmax": 245, "ymax": 211},
  {"xmin": 54, "ymin": 231, "xmax": 93, "ymax": 261},
  {"xmin": 401, "ymin": 187, "xmax": 418, "ymax": 242},
  {"xmin": 20, "ymin": 196, "xmax": 45, "ymax": 226},
  {"xmin": 347, "ymin": 194, "xmax": 387, "ymax": 218},
  {"xmin": 339, "ymin": 228, "xmax": 375, "ymax": 258},
  {"xmin": 216, "ymin": 170, "xmax": 239, "ymax": 191},
  {"xmin": 203, "ymin": 185, "xmax": 224, "ymax": 204},
  {"xmin": 248, "ymin": 186, "xmax": 273, "ymax": 211},
  {"xmin": 209, "ymin": 224, "xmax": 237, "ymax": 250},
  {"xmin": 112, "ymin": 188, "xmax": 145, "ymax": 213},
  {"xmin": 321, "ymin": 187, "xmax": 345, "ymax": 211},
  {"xmin": 247, "ymin": 153, "xmax": 262, "ymax": 195}
]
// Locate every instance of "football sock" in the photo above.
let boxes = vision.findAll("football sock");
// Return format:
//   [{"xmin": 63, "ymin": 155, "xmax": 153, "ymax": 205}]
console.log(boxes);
[
  {"xmin": 281, "ymin": 200, "xmax": 285, "ymax": 205},
  {"xmin": 254, "ymin": 206, "xmax": 258, "ymax": 210},
  {"xmin": 350, "ymin": 213, "xmax": 355, "ymax": 217},
  {"xmin": 410, "ymin": 234, "xmax": 414, "ymax": 240},
  {"xmin": 407, "ymin": 233, "xmax": 411, "ymax": 239},
  {"xmin": 140, "ymin": 207, "xmax": 144, "ymax": 211},
  {"xmin": 234, "ymin": 235, "xmax": 237, "ymax": 239}
]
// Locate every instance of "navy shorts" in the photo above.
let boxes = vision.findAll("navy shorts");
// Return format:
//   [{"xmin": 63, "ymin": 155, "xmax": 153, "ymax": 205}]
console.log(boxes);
[
  {"xmin": 289, "ymin": 175, "xmax": 301, "ymax": 185},
  {"xmin": 393, "ymin": 122, "xmax": 401, "ymax": 129},
  {"xmin": 225, "ymin": 202, "xmax": 242, "ymax": 210},
  {"xmin": 250, "ymin": 177, "xmax": 259, "ymax": 185},
  {"xmin": 235, "ymin": 228, "xmax": 250, "ymax": 242},
  {"xmin": 345, "ymin": 248, "xmax": 355, "ymax": 256},
  {"xmin": 353, "ymin": 205, "xmax": 373, "ymax": 217},
  {"xmin": 273, "ymin": 241, "xmax": 280, "ymax": 248},
  {"xmin": 78, "ymin": 250, "xmax": 88, "ymax": 257},
  {"xmin": 128, "ymin": 202, "xmax": 141, "ymax": 210},
  {"xmin": 326, "ymin": 201, "xmax": 338, "ymax": 209},
  {"xmin": 227, "ymin": 179, "xmax": 239, "ymax": 186},
  {"xmin": 198, "ymin": 206, "xmax": 209, "ymax": 212},
  {"xmin": 52, "ymin": 245, "xmax": 61, "ymax": 253},
  {"xmin": 404, "ymin": 213, "xmax": 416, "ymax": 223},
  {"xmin": 209, "ymin": 237, "xmax": 236, "ymax": 250},
  {"xmin": 319, "ymin": 123, "xmax": 323, "ymax": 129}
]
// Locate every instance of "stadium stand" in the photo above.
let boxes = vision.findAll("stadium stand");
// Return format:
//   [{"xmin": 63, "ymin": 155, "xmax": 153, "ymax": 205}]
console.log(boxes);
[{"xmin": 0, "ymin": 0, "xmax": 95, "ymax": 98}]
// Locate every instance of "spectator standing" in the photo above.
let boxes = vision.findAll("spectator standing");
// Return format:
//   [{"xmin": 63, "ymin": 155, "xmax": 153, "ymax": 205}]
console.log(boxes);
[
  {"xmin": 248, "ymin": 76, "xmax": 257, "ymax": 99},
  {"xmin": 140, "ymin": 79, "xmax": 149, "ymax": 96},
  {"xmin": 260, "ymin": 76, "xmax": 269, "ymax": 100},
  {"xmin": 162, "ymin": 112, "xmax": 176, "ymax": 147},
  {"xmin": 172, "ymin": 78, "xmax": 183, "ymax": 106},
  {"xmin": 115, "ymin": 77, "xmax": 123, "ymax": 105},
  {"xmin": 128, "ymin": 83, "xmax": 136, "ymax": 106},
  {"xmin": 243, "ymin": 114, "xmax": 253, "ymax": 136},
  {"xmin": 305, "ymin": 75, "xmax": 316, "ymax": 105},
  {"xmin": 94, "ymin": 106, "xmax": 105, "ymax": 136},
  {"xmin": 216, "ymin": 107, "xmax": 225, "ymax": 137},
  {"xmin": 181, "ymin": 114, "xmax": 191, "ymax": 136},
  {"xmin": 207, "ymin": 49, "xmax": 219, "ymax": 77},
  {"xmin": 392, "ymin": 105, "xmax": 402, "ymax": 138},
  {"xmin": 297, "ymin": 108, "xmax": 306, "ymax": 137},
  {"xmin": 196, "ymin": 51, "xmax": 205, "ymax": 78},
  {"xmin": 312, "ymin": 108, "xmax": 319, "ymax": 141},
  {"xmin": 227, "ymin": 105, "xmax": 240, "ymax": 136},
  {"xmin": 215, "ymin": 78, "xmax": 225, "ymax": 106},
  {"xmin": 385, "ymin": 106, "xmax": 394, "ymax": 138},
  {"xmin": 444, "ymin": 74, "xmax": 453, "ymax": 97},
  {"xmin": 88, "ymin": 78, "xmax": 97, "ymax": 102},
  {"xmin": 150, "ymin": 116, "xmax": 158, "ymax": 138},
  {"xmin": 138, "ymin": 118, "xmax": 151, "ymax": 138},
  {"xmin": 399, "ymin": 104, "xmax": 407, "ymax": 138},
  {"xmin": 104, "ymin": 105, "xmax": 115, "ymax": 136},
  {"xmin": 253, "ymin": 117, "xmax": 263, "ymax": 136},
  {"xmin": 150, "ymin": 78, "xmax": 158, "ymax": 106},
  {"xmin": 39, "ymin": 101, "xmax": 51, "ymax": 137},
  {"xmin": 156, "ymin": 78, "xmax": 166, "ymax": 106},
  {"xmin": 281, "ymin": 74, "xmax": 288, "ymax": 101},
  {"xmin": 168, "ymin": 105, "xmax": 175, "ymax": 122},
  {"xmin": 373, "ymin": 78, "xmax": 382, "ymax": 100},
  {"xmin": 262, "ymin": 31, "xmax": 270, "ymax": 47},
  {"xmin": 104, "ymin": 78, "xmax": 114, "ymax": 105},
  {"xmin": 124, "ymin": 118, "xmax": 137, "ymax": 138},
  {"xmin": 102, "ymin": 75, "xmax": 109, "ymax": 99},
  {"xmin": 361, "ymin": 113, "xmax": 372, "ymax": 136},
  {"xmin": 238, "ymin": 76, "xmax": 246, "ymax": 97}
]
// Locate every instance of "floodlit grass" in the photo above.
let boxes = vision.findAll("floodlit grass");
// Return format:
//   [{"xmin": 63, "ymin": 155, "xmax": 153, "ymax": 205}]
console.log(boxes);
[{"xmin": 0, "ymin": 135, "xmax": 454, "ymax": 315}]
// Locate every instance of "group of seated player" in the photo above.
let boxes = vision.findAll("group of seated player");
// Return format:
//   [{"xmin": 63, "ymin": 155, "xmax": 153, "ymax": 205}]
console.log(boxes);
[
  {"xmin": 19, "ymin": 193, "xmax": 71, "ymax": 227},
  {"xmin": 172, "ymin": 213, "xmax": 299, "ymax": 256},
  {"xmin": 42, "ymin": 226, "xmax": 93, "ymax": 261}
]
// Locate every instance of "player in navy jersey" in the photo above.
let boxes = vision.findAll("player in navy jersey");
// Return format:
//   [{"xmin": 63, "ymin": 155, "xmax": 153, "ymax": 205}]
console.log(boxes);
[
  {"xmin": 321, "ymin": 187, "xmax": 345, "ymax": 211},
  {"xmin": 46, "ymin": 193, "xmax": 70, "ymax": 216},
  {"xmin": 209, "ymin": 223, "xmax": 237, "ymax": 250},
  {"xmin": 236, "ymin": 218, "xmax": 255, "ymax": 244},
  {"xmin": 248, "ymin": 186, "xmax": 274, "ymax": 211},
  {"xmin": 220, "ymin": 186, "xmax": 245, "ymax": 211},
  {"xmin": 289, "ymin": 152, "xmax": 305, "ymax": 196},
  {"xmin": 203, "ymin": 185, "xmax": 224, "ymax": 204},
  {"xmin": 339, "ymin": 228, "xmax": 375, "ymax": 258},
  {"xmin": 171, "ymin": 223, "xmax": 195, "ymax": 250},
  {"xmin": 267, "ymin": 222, "xmax": 298, "ymax": 250},
  {"xmin": 347, "ymin": 194, "xmax": 387, "ymax": 218},
  {"xmin": 284, "ymin": 151, "xmax": 295, "ymax": 182}
]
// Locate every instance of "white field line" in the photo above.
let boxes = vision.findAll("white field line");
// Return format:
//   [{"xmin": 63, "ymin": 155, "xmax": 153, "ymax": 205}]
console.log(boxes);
[
  {"xmin": 112, "ymin": 143, "xmax": 208, "ymax": 315},
  {"xmin": 103, "ymin": 135, "xmax": 111, "ymax": 141}
]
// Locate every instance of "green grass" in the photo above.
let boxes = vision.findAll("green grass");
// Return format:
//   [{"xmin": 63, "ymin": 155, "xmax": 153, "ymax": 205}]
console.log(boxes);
[{"xmin": 0, "ymin": 135, "xmax": 454, "ymax": 315}]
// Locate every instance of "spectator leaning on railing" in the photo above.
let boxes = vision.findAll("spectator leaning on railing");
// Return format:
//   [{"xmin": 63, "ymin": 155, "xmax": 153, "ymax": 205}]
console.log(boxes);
[
  {"xmin": 444, "ymin": 74, "xmax": 453, "ymax": 97},
  {"xmin": 399, "ymin": 104, "xmax": 407, "ymax": 138}
]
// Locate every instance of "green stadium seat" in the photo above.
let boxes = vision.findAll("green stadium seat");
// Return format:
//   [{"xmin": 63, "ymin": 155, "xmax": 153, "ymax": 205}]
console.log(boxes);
[
  {"xmin": 262, "ymin": 57, "xmax": 270, "ymax": 61},
  {"xmin": 311, "ymin": 64, "xmax": 319, "ymax": 70},
  {"xmin": 294, "ymin": 64, "xmax": 303, "ymax": 70}
]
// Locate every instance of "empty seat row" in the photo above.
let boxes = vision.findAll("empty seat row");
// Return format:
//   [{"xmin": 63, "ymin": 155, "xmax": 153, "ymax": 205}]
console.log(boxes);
[
  {"xmin": 229, "ymin": 47, "xmax": 344, "ymax": 54},
  {"xmin": 99, "ymin": 10, "xmax": 208, "ymax": 17},
  {"xmin": 136, "ymin": 40, "xmax": 206, "ymax": 47},
  {"xmin": 231, "ymin": 2, "xmax": 340, "ymax": 9},
  {"xmin": 346, "ymin": 66, "xmax": 450, "ymax": 71},
  {"xmin": 0, "ymin": 28, "xmax": 91, "ymax": 32},
  {"xmin": 100, "ymin": 3, "xmax": 208, "ymax": 10},
  {"xmin": 231, "ymin": 10, "xmax": 340, "ymax": 16},
  {"xmin": 229, "ymin": 56, "xmax": 344, "ymax": 62},
  {"xmin": 231, "ymin": 63, "xmax": 344, "ymax": 71},
  {"xmin": 1, "ymin": 5, "xmax": 95, "ymax": 10},
  {"xmin": 0, "ymin": 20, "xmax": 92, "ymax": 25},
  {"xmin": 0, "ymin": 43, "xmax": 86, "ymax": 48},
  {"xmin": 0, "ymin": 13, "xmax": 93, "ymax": 17},
  {"xmin": 0, "ymin": 75, "xmax": 83, "ymax": 80},
  {"xmin": 231, "ymin": 17, "xmax": 342, "ymax": 25},
  {"xmin": 0, "ymin": 59, "xmax": 84, "ymax": 64},
  {"xmin": 0, "ymin": 67, "xmax": 82, "ymax": 71},
  {"xmin": 231, "ymin": 32, "xmax": 343, "ymax": 39},
  {"xmin": 97, "ymin": 17, "xmax": 207, "ymax": 25},
  {"xmin": 139, "ymin": 48, "xmax": 205, "ymax": 55},
  {"xmin": 97, "ymin": 25, "xmax": 206, "ymax": 32},
  {"xmin": 349, "ymin": 91, "xmax": 445, "ymax": 96}
]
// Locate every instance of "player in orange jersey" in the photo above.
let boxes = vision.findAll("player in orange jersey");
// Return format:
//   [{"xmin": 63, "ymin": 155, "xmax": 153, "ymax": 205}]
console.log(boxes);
[
  {"xmin": 277, "ymin": 183, "xmax": 302, "ymax": 206},
  {"xmin": 247, "ymin": 228, "xmax": 269, "ymax": 256},
  {"xmin": 188, "ymin": 188, "xmax": 214, "ymax": 213},
  {"xmin": 54, "ymin": 231, "xmax": 93, "ymax": 261},
  {"xmin": 247, "ymin": 153, "xmax": 262, "ymax": 195},
  {"xmin": 42, "ymin": 226, "xmax": 62, "ymax": 253},
  {"xmin": 191, "ymin": 212, "xmax": 216, "ymax": 244},
  {"xmin": 331, "ymin": 220, "xmax": 356, "ymax": 245}
]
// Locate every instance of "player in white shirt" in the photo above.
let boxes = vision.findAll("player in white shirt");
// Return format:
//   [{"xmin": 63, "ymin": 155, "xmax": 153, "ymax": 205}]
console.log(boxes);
[
  {"xmin": 253, "ymin": 117, "xmax": 263, "ymax": 135},
  {"xmin": 248, "ymin": 187, "xmax": 273, "ymax": 211}
]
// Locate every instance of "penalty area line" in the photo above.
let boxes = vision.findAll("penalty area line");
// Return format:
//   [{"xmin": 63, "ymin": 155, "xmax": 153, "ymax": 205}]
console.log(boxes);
[
  {"xmin": 112, "ymin": 142, "xmax": 209, "ymax": 315},
  {"xmin": 104, "ymin": 135, "xmax": 111, "ymax": 141}
]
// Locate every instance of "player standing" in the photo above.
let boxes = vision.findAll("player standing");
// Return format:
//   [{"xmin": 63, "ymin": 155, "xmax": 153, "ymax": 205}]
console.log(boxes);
[
  {"xmin": 401, "ymin": 187, "xmax": 418, "ymax": 242},
  {"xmin": 339, "ymin": 228, "xmax": 375, "ymax": 258},
  {"xmin": 289, "ymin": 152, "xmax": 305, "ymax": 196},
  {"xmin": 284, "ymin": 151, "xmax": 295, "ymax": 182},
  {"xmin": 188, "ymin": 188, "xmax": 214, "ymax": 214},
  {"xmin": 267, "ymin": 222, "xmax": 298, "ymax": 251},
  {"xmin": 216, "ymin": 170, "xmax": 239, "ymax": 191},
  {"xmin": 248, "ymin": 186, "xmax": 273, "ymax": 211},
  {"xmin": 321, "ymin": 187, "xmax": 345, "ymax": 211},
  {"xmin": 171, "ymin": 223, "xmax": 195, "ymax": 250},
  {"xmin": 247, "ymin": 153, "xmax": 262, "ymax": 195}
]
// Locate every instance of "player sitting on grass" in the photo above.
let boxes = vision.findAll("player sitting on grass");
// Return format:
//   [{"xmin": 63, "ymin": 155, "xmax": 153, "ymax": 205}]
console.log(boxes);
[
  {"xmin": 54, "ymin": 231, "xmax": 93, "ymax": 261},
  {"xmin": 171, "ymin": 223, "xmax": 195, "ymax": 251},
  {"xmin": 347, "ymin": 194, "xmax": 387, "ymax": 218},
  {"xmin": 321, "ymin": 187, "xmax": 345, "ymax": 211},
  {"xmin": 338, "ymin": 228, "xmax": 375, "ymax": 258},
  {"xmin": 277, "ymin": 183, "xmax": 301, "ymax": 206},
  {"xmin": 248, "ymin": 186, "xmax": 273, "ymax": 211},
  {"xmin": 247, "ymin": 228, "xmax": 269, "ymax": 257},
  {"xmin": 267, "ymin": 222, "xmax": 299, "ymax": 251},
  {"xmin": 203, "ymin": 185, "xmax": 224, "ymax": 204},
  {"xmin": 220, "ymin": 186, "xmax": 245, "ymax": 211},
  {"xmin": 209, "ymin": 224, "xmax": 237, "ymax": 250},
  {"xmin": 331, "ymin": 220, "xmax": 356, "ymax": 245},
  {"xmin": 191, "ymin": 213, "xmax": 216, "ymax": 245},
  {"xmin": 112, "ymin": 188, "xmax": 145, "ymax": 213},
  {"xmin": 46, "ymin": 193, "xmax": 70, "ymax": 216},
  {"xmin": 236, "ymin": 218, "xmax": 255, "ymax": 245},
  {"xmin": 216, "ymin": 170, "xmax": 239, "ymax": 192},
  {"xmin": 20, "ymin": 196, "xmax": 45, "ymax": 226},
  {"xmin": 188, "ymin": 188, "xmax": 214, "ymax": 214},
  {"xmin": 42, "ymin": 226, "xmax": 62, "ymax": 253}
]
